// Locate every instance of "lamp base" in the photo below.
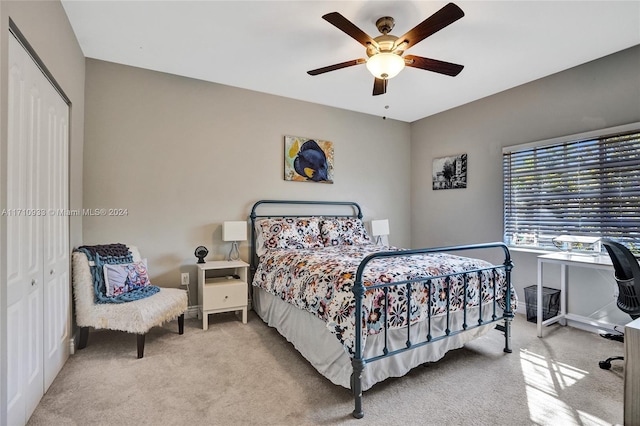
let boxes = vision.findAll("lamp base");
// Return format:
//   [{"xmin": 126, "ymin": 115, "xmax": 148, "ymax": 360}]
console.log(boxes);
[{"xmin": 227, "ymin": 241, "xmax": 240, "ymax": 261}]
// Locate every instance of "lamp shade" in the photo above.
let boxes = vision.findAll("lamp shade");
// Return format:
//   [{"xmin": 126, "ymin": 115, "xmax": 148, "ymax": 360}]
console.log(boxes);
[
  {"xmin": 222, "ymin": 221, "xmax": 247, "ymax": 242},
  {"xmin": 370, "ymin": 219, "xmax": 390, "ymax": 237},
  {"xmin": 366, "ymin": 53, "xmax": 405, "ymax": 79}
]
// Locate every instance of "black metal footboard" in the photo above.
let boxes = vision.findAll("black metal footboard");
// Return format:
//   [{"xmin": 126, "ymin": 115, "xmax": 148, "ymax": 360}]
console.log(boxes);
[{"xmin": 350, "ymin": 242, "xmax": 514, "ymax": 419}]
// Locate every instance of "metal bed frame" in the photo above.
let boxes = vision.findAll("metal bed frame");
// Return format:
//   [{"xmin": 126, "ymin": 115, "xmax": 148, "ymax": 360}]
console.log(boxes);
[{"xmin": 250, "ymin": 200, "xmax": 514, "ymax": 419}]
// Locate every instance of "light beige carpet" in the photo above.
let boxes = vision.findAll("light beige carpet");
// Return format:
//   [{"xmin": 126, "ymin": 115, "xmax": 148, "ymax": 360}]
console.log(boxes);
[{"xmin": 27, "ymin": 313, "xmax": 624, "ymax": 425}]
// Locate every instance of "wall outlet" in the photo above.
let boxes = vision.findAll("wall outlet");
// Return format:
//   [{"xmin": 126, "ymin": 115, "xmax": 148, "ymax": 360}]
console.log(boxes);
[{"xmin": 181, "ymin": 272, "xmax": 189, "ymax": 286}]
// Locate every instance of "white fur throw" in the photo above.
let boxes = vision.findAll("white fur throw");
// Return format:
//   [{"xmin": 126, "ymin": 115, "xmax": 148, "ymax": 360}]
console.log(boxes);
[{"xmin": 72, "ymin": 246, "xmax": 187, "ymax": 334}]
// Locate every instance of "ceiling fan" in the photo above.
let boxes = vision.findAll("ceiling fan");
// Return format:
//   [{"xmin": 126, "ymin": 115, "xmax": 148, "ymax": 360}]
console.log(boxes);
[{"xmin": 307, "ymin": 2, "xmax": 465, "ymax": 96}]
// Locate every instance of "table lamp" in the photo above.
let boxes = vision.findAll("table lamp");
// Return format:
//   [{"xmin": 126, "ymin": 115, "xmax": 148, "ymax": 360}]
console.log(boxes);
[
  {"xmin": 370, "ymin": 219, "xmax": 390, "ymax": 245},
  {"xmin": 223, "ymin": 221, "xmax": 247, "ymax": 261}
]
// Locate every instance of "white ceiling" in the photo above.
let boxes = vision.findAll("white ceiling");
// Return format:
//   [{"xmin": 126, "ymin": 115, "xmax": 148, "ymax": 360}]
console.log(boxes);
[{"xmin": 61, "ymin": 1, "xmax": 640, "ymax": 123}]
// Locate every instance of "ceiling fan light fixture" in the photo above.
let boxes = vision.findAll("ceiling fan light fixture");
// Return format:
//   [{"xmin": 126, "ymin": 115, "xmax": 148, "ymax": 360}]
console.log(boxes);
[{"xmin": 366, "ymin": 52, "xmax": 405, "ymax": 79}]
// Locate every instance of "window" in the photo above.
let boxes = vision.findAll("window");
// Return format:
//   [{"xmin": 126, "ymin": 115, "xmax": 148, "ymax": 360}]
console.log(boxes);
[{"xmin": 503, "ymin": 125, "xmax": 640, "ymax": 253}]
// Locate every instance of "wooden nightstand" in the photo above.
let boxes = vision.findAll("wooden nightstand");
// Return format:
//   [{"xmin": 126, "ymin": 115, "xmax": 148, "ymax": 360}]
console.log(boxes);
[{"xmin": 197, "ymin": 260, "xmax": 249, "ymax": 330}]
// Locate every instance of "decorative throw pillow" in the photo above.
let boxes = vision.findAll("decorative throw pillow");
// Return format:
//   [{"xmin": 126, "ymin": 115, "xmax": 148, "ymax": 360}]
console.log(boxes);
[
  {"xmin": 321, "ymin": 218, "xmax": 371, "ymax": 246},
  {"xmin": 103, "ymin": 259, "xmax": 151, "ymax": 297},
  {"xmin": 255, "ymin": 217, "xmax": 323, "ymax": 256}
]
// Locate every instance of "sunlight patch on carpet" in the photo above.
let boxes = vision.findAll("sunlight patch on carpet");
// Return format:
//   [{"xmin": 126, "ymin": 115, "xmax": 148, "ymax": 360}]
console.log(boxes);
[{"xmin": 520, "ymin": 349, "xmax": 609, "ymax": 425}]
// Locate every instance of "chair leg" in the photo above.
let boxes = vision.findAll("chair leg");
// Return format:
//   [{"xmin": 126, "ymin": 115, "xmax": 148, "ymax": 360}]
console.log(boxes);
[
  {"xmin": 78, "ymin": 327, "xmax": 89, "ymax": 350},
  {"xmin": 137, "ymin": 334, "xmax": 146, "ymax": 359},
  {"xmin": 599, "ymin": 356, "xmax": 624, "ymax": 370},
  {"xmin": 178, "ymin": 314, "xmax": 185, "ymax": 335}
]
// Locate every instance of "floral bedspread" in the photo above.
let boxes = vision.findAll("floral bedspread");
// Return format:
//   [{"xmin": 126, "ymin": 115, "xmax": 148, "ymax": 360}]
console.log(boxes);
[{"xmin": 252, "ymin": 244, "xmax": 517, "ymax": 355}]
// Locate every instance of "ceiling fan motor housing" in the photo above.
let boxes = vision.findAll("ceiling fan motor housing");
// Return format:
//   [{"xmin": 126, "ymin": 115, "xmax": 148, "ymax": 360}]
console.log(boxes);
[{"xmin": 366, "ymin": 34, "xmax": 401, "ymax": 57}]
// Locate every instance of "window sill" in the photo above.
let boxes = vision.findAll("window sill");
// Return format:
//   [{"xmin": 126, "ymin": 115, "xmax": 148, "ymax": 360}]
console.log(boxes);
[{"xmin": 507, "ymin": 246, "xmax": 553, "ymax": 255}]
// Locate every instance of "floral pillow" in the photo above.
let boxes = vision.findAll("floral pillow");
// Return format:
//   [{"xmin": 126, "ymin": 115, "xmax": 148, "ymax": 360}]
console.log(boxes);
[
  {"xmin": 103, "ymin": 259, "xmax": 151, "ymax": 297},
  {"xmin": 255, "ymin": 217, "xmax": 323, "ymax": 256},
  {"xmin": 320, "ymin": 218, "xmax": 371, "ymax": 246}
]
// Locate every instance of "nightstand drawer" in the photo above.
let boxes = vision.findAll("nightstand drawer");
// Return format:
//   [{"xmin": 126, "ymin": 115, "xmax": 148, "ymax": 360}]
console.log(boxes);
[{"xmin": 203, "ymin": 280, "xmax": 247, "ymax": 309}]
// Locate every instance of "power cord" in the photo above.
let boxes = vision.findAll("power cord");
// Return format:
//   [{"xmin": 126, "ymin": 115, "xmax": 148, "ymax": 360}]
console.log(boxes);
[
  {"xmin": 181, "ymin": 281, "xmax": 191, "ymax": 307},
  {"xmin": 600, "ymin": 325, "xmax": 624, "ymax": 343}
]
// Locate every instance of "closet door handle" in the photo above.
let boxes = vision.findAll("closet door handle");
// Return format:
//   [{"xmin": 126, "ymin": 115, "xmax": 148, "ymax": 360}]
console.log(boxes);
[
  {"xmin": 31, "ymin": 279, "xmax": 37, "ymax": 286},
  {"xmin": 50, "ymin": 269, "xmax": 55, "ymax": 275}
]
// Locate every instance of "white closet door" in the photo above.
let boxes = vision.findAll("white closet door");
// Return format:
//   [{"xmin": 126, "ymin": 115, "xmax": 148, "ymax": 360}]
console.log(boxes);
[
  {"xmin": 42, "ymin": 86, "xmax": 70, "ymax": 391},
  {"xmin": 6, "ymin": 33, "xmax": 70, "ymax": 425},
  {"xmin": 7, "ymin": 33, "xmax": 45, "ymax": 426}
]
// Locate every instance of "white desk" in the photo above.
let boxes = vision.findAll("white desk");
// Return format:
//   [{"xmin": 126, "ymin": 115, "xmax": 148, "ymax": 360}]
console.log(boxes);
[{"xmin": 536, "ymin": 252, "xmax": 614, "ymax": 337}]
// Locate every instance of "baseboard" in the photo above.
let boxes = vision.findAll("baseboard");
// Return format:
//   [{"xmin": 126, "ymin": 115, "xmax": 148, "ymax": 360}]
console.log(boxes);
[
  {"xmin": 185, "ymin": 306, "xmax": 199, "ymax": 319},
  {"xmin": 516, "ymin": 300, "xmax": 624, "ymax": 336},
  {"xmin": 69, "ymin": 330, "xmax": 77, "ymax": 355}
]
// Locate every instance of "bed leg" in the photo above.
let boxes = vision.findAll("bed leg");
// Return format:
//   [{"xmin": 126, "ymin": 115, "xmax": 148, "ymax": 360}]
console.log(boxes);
[
  {"xmin": 351, "ymin": 358, "xmax": 365, "ymax": 419},
  {"xmin": 503, "ymin": 316, "xmax": 513, "ymax": 353}
]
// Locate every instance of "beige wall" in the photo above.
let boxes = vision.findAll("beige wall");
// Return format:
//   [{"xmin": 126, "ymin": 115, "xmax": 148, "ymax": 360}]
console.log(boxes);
[
  {"xmin": 83, "ymin": 59, "xmax": 411, "ymax": 302},
  {"xmin": 0, "ymin": 1, "xmax": 85, "ymax": 423},
  {"xmin": 410, "ymin": 45, "xmax": 640, "ymax": 318}
]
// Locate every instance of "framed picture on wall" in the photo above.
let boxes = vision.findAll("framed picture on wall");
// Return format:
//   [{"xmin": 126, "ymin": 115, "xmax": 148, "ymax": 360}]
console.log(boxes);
[
  {"xmin": 284, "ymin": 135, "xmax": 334, "ymax": 183},
  {"xmin": 432, "ymin": 153, "xmax": 467, "ymax": 190}
]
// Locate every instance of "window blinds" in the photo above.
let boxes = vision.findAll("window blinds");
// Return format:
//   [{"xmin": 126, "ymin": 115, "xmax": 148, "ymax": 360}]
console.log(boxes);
[{"xmin": 503, "ymin": 130, "xmax": 640, "ymax": 251}]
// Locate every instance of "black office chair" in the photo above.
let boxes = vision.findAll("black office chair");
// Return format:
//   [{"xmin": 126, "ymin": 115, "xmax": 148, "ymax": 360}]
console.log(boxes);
[{"xmin": 599, "ymin": 240, "xmax": 640, "ymax": 369}]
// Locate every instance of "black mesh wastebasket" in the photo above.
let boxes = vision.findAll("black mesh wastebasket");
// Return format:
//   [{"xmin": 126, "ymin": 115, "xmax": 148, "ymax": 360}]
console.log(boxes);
[{"xmin": 524, "ymin": 285, "xmax": 561, "ymax": 323}]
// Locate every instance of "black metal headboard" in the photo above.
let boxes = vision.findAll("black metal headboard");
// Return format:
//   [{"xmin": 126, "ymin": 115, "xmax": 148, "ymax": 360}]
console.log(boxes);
[{"xmin": 249, "ymin": 200, "xmax": 363, "ymax": 280}]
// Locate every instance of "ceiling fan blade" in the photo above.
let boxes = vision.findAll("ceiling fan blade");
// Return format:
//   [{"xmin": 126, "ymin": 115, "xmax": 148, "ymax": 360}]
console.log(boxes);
[
  {"xmin": 307, "ymin": 58, "xmax": 366, "ymax": 76},
  {"xmin": 393, "ymin": 3, "xmax": 464, "ymax": 51},
  {"xmin": 373, "ymin": 78, "xmax": 387, "ymax": 96},
  {"xmin": 323, "ymin": 12, "xmax": 378, "ymax": 49},
  {"xmin": 404, "ymin": 55, "xmax": 464, "ymax": 76}
]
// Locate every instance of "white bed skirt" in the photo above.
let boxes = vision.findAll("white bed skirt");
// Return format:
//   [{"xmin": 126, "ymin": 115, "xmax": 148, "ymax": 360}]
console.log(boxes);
[{"xmin": 253, "ymin": 286, "xmax": 502, "ymax": 391}]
